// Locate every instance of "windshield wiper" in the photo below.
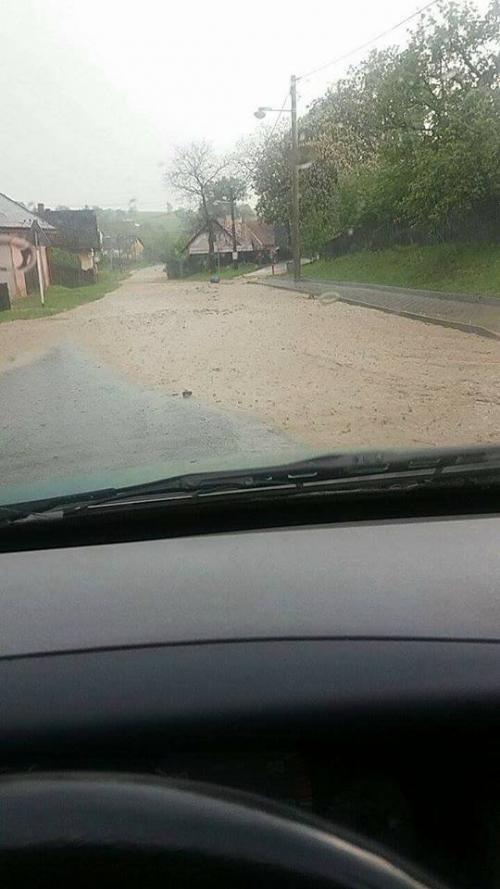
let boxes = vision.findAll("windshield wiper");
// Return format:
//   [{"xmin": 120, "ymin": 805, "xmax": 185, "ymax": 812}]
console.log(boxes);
[{"xmin": 2, "ymin": 444, "xmax": 500, "ymax": 526}]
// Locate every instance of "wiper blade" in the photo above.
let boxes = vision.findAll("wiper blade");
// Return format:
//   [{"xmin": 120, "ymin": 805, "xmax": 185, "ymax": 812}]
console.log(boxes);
[
  {"xmin": 2, "ymin": 444, "xmax": 500, "ymax": 526},
  {"xmin": 0, "ymin": 486, "xmax": 120, "ymax": 526}
]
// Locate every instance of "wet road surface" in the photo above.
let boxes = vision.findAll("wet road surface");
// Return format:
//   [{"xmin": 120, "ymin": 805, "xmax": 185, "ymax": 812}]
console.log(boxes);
[
  {"xmin": 2, "ymin": 267, "xmax": 498, "ymax": 505},
  {"xmin": 1, "ymin": 344, "xmax": 299, "ymax": 500}
]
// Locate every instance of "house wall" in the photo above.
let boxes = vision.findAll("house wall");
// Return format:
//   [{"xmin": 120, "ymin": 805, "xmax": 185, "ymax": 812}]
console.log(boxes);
[
  {"xmin": 130, "ymin": 241, "xmax": 144, "ymax": 260},
  {"xmin": 78, "ymin": 250, "xmax": 95, "ymax": 271},
  {"xmin": 40, "ymin": 246, "xmax": 50, "ymax": 288},
  {"xmin": 12, "ymin": 243, "xmax": 28, "ymax": 298},
  {"xmin": 0, "ymin": 242, "xmax": 50, "ymax": 302},
  {"xmin": 187, "ymin": 231, "xmax": 254, "ymax": 257},
  {"xmin": 0, "ymin": 242, "xmax": 18, "ymax": 300}
]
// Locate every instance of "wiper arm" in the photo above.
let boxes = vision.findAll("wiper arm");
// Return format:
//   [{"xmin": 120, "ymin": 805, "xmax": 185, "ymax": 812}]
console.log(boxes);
[
  {"xmin": 0, "ymin": 451, "xmax": 389, "ymax": 524},
  {"xmin": 2, "ymin": 444, "xmax": 500, "ymax": 526},
  {"xmin": 0, "ymin": 486, "xmax": 120, "ymax": 526}
]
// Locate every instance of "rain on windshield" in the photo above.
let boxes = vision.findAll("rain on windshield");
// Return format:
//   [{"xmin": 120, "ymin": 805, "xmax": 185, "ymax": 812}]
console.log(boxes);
[{"xmin": 1, "ymin": 0, "xmax": 499, "ymax": 504}]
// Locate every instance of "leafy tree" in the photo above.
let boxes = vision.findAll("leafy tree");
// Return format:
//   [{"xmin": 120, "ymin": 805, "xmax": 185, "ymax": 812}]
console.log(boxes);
[
  {"xmin": 243, "ymin": 130, "xmax": 291, "ymax": 233},
  {"xmin": 250, "ymin": 0, "xmax": 500, "ymax": 252},
  {"xmin": 97, "ymin": 207, "xmax": 194, "ymax": 265},
  {"xmin": 213, "ymin": 175, "xmax": 247, "ymax": 207}
]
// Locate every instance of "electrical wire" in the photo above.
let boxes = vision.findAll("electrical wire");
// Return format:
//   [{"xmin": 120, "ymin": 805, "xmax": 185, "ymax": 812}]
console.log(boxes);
[
  {"xmin": 262, "ymin": 0, "xmax": 441, "ymax": 143},
  {"xmin": 298, "ymin": 0, "xmax": 441, "ymax": 82}
]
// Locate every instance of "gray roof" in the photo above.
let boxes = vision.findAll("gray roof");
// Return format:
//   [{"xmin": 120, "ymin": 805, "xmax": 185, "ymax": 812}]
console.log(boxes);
[
  {"xmin": 39, "ymin": 208, "xmax": 101, "ymax": 251},
  {"xmin": 0, "ymin": 193, "xmax": 54, "ymax": 230},
  {"xmin": 184, "ymin": 218, "xmax": 275, "ymax": 256}
]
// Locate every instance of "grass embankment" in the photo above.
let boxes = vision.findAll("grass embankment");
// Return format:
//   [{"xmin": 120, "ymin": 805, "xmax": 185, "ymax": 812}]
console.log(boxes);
[
  {"xmin": 186, "ymin": 263, "xmax": 259, "ymax": 281},
  {"xmin": 302, "ymin": 243, "xmax": 500, "ymax": 297},
  {"xmin": 0, "ymin": 270, "xmax": 127, "ymax": 323}
]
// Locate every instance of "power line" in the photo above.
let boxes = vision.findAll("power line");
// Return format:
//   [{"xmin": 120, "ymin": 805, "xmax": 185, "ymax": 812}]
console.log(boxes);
[
  {"xmin": 298, "ymin": 0, "xmax": 441, "ymax": 82},
  {"xmin": 262, "ymin": 0, "xmax": 441, "ymax": 143}
]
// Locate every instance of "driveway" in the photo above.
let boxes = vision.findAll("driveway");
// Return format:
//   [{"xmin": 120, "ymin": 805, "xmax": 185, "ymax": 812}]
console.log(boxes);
[{"xmin": 1, "ymin": 265, "xmax": 499, "ymax": 498}]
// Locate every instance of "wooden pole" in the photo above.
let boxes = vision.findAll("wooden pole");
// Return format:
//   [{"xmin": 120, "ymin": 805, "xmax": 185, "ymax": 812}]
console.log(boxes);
[{"xmin": 34, "ymin": 227, "xmax": 45, "ymax": 306}]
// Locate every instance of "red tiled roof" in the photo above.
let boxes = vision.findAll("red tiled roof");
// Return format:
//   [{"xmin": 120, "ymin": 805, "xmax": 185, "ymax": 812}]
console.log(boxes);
[{"xmin": 245, "ymin": 220, "xmax": 275, "ymax": 247}]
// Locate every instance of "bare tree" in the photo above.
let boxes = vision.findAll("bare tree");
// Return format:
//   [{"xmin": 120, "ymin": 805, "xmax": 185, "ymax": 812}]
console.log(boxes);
[{"xmin": 167, "ymin": 141, "xmax": 228, "ymax": 272}]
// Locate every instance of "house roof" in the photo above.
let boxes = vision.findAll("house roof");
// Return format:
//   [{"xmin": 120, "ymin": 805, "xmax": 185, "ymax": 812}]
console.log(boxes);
[
  {"xmin": 183, "ymin": 219, "xmax": 230, "ymax": 254},
  {"xmin": 102, "ymin": 234, "xmax": 144, "ymax": 251},
  {"xmin": 245, "ymin": 220, "xmax": 275, "ymax": 248},
  {"xmin": 0, "ymin": 193, "xmax": 54, "ymax": 231},
  {"xmin": 184, "ymin": 218, "xmax": 276, "ymax": 256},
  {"xmin": 39, "ymin": 209, "xmax": 101, "ymax": 251}
]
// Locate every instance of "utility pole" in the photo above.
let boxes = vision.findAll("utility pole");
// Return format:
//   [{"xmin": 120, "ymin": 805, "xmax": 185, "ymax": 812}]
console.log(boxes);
[
  {"xmin": 32, "ymin": 222, "xmax": 45, "ymax": 306},
  {"xmin": 229, "ymin": 187, "xmax": 238, "ymax": 271},
  {"xmin": 254, "ymin": 80, "xmax": 301, "ymax": 279},
  {"xmin": 290, "ymin": 74, "xmax": 301, "ymax": 282}
]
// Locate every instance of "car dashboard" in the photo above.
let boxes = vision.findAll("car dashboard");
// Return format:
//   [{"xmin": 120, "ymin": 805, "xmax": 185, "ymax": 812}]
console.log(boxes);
[{"xmin": 1, "ymin": 513, "xmax": 500, "ymax": 888}]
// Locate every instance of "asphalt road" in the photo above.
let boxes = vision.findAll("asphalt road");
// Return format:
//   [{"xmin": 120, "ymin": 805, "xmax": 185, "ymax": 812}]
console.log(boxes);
[{"xmin": 1, "ymin": 343, "xmax": 299, "ymax": 501}]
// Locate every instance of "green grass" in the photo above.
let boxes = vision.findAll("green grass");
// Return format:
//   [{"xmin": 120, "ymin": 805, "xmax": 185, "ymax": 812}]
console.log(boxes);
[
  {"xmin": 186, "ymin": 263, "xmax": 259, "ymax": 281},
  {"xmin": 302, "ymin": 243, "xmax": 500, "ymax": 297},
  {"xmin": 0, "ymin": 270, "xmax": 127, "ymax": 323}
]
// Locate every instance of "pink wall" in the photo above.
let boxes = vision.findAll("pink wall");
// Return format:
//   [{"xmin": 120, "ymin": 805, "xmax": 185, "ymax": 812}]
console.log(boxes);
[
  {"xmin": 0, "ymin": 235, "xmax": 50, "ymax": 301},
  {"xmin": 8, "ymin": 243, "xmax": 50, "ymax": 301},
  {"xmin": 11, "ymin": 243, "xmax": 27, "ymax": 300},
  {"xmin": 40, "ymin": 246, "xmax": 50, "ymax": 287}
]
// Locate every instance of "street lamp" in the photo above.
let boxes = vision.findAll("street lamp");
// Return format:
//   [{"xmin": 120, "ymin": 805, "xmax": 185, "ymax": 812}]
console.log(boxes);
[
  {"xmin": 254, "ymin": 75, "xmax": 300, "ymax": 282},
  {"xmin": 254, "ymin": 107, "xmax": 289, "ymax": 119}
]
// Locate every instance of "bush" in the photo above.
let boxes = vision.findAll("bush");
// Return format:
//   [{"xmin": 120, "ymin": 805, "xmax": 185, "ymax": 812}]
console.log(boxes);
[{"xmin": 49, "ymin": 247, "xmax": 80, "ymax": 269}]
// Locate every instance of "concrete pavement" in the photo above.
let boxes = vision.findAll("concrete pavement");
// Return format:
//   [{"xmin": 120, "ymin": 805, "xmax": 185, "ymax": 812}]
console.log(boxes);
[{"xmin": 256, "ymin": 276, "xmax": 500, "ymax": 339}]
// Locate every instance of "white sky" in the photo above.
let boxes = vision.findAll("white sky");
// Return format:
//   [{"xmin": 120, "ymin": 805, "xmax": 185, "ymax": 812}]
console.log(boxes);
[{"xmin": 0, "ymin": 0, "xmax": 485, "ymax": 210}]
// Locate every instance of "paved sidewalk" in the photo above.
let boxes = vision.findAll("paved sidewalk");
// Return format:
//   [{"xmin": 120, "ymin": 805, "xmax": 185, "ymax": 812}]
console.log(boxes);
[
  {"xmin": 254, "ymin": 276, "xmax": 500, "ymax": 339},
  {"xmin": 243, "ymin": 262, "xmax": 288, "ymax": 278}
]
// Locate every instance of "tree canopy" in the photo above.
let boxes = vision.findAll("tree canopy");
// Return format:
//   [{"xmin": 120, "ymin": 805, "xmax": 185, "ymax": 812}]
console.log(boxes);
[{"xmin": 249, "ymin": 0, "xmax": 500, "ymax": 254}]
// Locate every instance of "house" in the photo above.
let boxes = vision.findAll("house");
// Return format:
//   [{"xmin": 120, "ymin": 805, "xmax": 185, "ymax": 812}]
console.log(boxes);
[
  {"xmin": 245, "ymin": 220, "xmax": 277, "ymax": 256},
  {"xmin": 102, "ymin": 233, "xmax": 144, "ymax": 264},
  {"xmin": 183, "ymin": 217, "xmax": 276, "ymax": 270},
  {"xmin": 125, "ymin": 236, "xmax": 144, "ymax": 262},
  {"xmin": 0, "ymin": 193, "xmax": 53, "ymax": 303},
  {"xmin": 37, "ymin": 205, "xmax": 101, "ymax": 277}
]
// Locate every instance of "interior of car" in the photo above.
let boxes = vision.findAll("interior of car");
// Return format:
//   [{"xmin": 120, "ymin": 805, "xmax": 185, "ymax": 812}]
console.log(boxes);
[
  {"xmin": 1, "ymin": 0, "xmax": 499, "ymax": 885},
  {"xmin": 1, "ymin": 468, "xmax": 499, "ymax": 889}
]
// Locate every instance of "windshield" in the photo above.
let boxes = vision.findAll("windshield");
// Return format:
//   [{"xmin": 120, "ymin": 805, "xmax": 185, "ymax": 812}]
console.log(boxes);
[{"xmin": 1, "ymin": 0, "xmax": 499, "ymax": 507}]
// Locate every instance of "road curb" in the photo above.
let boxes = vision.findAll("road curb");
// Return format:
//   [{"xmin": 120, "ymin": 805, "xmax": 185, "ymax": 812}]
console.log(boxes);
[
  {"xmin": 249, "ymin": 278, "xmax": 500, "ymax": 341},
  {"xmin": 300, "ymin": 277, "xmax": 500, "ymax": 307},
  {"xmin": 337, "ymin": 295, "xmax": 500, "ymax": 341}
]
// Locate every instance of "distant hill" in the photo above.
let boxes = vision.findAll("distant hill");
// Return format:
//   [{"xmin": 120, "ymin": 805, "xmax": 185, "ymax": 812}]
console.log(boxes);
[{"xmin": 97, "ymin": 208, "xmax": 195, "ymax": 262}]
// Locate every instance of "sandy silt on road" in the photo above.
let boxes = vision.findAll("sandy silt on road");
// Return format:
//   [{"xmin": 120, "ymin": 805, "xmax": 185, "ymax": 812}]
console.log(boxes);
[{"xmin": 1, "ymin": 267, "xmax": 499, "ymax": 451}]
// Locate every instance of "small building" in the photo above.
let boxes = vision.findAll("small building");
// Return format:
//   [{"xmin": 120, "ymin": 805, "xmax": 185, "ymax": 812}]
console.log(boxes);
[
  {"xmin": 37, "ymin": 206, "xmax": 101, "ymax": 278},
  {"xmin": 102, "ymin": 233, "xmax": 144, "ymax": 264},
  {"xmin": 183, "ymin": 218, "xmax": 275, "ymax": 271},
  {"xmin": 245, "ymin": 220, "xmax": 277, "ymax": 257},
  {"xmin": 125, "ymin": 236, "xmax": 144, "ymax": 262},
  {"xmin": 0, "ymin": 193, "xmax": 53, "ymax": 303}
]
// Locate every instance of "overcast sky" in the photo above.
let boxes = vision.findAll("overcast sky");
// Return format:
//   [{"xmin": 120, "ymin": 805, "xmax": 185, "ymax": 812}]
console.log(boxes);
[{"xmin": 0, "ymin": 0, "xmax": 485, "ymax": 211}]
